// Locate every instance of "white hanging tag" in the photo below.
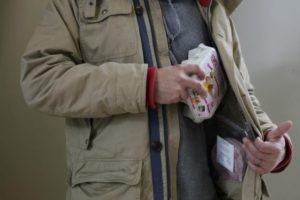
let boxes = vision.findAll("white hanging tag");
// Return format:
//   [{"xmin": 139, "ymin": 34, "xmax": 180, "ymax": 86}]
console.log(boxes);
[{"xmin": 216, "ymin": 136, "xmax": 234, "ymax": 173}]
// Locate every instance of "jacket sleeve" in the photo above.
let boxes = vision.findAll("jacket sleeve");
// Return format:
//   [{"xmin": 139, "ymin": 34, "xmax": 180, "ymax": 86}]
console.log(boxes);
[
  {"xmin": 229, "ymin": 19, "xmax": 277, "ymax": 133},
  {"xmin": 20, "ymin": 0, "xmax": 148, "ymax": 118},
  {"xmin": 230, "ymin": 19, "xmax": 293, "ymax": 171}
]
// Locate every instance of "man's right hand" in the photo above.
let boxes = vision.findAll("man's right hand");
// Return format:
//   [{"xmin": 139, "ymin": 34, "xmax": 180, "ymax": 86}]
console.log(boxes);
[{"xmin": 155, "ymin": 64, "xmax": 207, "ymax": 104}]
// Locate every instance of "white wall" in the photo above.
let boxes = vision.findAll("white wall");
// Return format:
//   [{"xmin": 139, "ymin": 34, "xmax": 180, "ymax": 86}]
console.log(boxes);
[{"xmin": 233, "ymin": 1, "xmax": 300, "ymax": 199}]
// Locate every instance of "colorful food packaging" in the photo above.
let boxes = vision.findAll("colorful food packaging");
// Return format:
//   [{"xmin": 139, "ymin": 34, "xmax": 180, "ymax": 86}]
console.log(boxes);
[{"xmin": 182, "ymin": 43, "xmax": 227, "ymax": 123}]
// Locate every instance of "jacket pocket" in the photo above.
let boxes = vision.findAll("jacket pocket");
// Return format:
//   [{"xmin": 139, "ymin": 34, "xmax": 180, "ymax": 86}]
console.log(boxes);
[
  {"xmin": 78, "ymin": 0, "xmax": 138, "ymax": 63},
  {"xmin": 71, "ymin": 159, "xmax": 142, "ymax": 200}
]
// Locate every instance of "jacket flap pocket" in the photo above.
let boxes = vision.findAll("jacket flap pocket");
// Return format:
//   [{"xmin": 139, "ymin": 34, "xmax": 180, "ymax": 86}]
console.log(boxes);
[
  {"xmin": 80, "ymin": 0, "xmax": 133, "ymax": 23},
  {"xmin": 72, "ymin": 159, "xmax": 142, "ymax": 187}
]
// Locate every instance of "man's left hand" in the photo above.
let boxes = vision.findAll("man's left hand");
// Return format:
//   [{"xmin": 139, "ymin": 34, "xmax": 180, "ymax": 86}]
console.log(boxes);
[{"xmin": 243, "ymin": 121, "xmax": 293, "ymax": 174}]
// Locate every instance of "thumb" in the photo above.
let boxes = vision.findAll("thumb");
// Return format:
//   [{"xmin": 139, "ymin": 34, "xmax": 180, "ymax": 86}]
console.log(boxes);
[{"xmin": 266, "ymin": 121, "xmax": 293, "ymax": 140}]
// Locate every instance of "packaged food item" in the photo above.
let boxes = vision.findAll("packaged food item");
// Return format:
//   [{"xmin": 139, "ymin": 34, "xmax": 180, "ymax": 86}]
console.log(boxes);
[
  {"xmin": 182, "ymin": 43, "xmax": 227, "ymax": 123},
  {"xmin": 211, "ymin": 137, "xmax": 247, "ymax": 182}
]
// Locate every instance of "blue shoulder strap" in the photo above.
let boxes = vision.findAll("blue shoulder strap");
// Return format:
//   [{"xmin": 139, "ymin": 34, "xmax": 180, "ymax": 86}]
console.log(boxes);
[{"xmin": 132, "ymin": 0, "xmax": 164, "ymax": 199}]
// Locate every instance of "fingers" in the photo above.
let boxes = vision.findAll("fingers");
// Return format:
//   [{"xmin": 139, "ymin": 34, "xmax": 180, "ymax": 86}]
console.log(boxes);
[
  {"xmin": 154, "ymin": 65, "xmax": 206, "ymax": 104},
  {"xmin": 243, "ymin": 139, "xmax": 273, "ymax": 174},
  {"xmin": 179, "ymin": 88, "xmax": 189, "ymax": 101},
  {"xmin": 181, "ymin": 64, "xmax": 205, "ymax": 80},
  {"xmin": 243, "ymin": 137, "xmax": 286, "ymax": 174},
  {"xmin": 244, "ymin": 146, "xmax": 264, "ymax": 165},
  {"xmin": 254, "ymin": 137, "xmax": 281, "ymax": 154},
  {"xmin": 243, "ymin": 138, "xmax": 274, "ymax": 161},
  {"xmin": 180, "ymin": 77, "xmax": 207, "ymax": 98},
  {"xmin": 267, "ymin": 121, "xmax": 293, "ymax": 140},
  {"xmin": 173, "ymin": 64, "xmax": 207, "ymax": 98}
]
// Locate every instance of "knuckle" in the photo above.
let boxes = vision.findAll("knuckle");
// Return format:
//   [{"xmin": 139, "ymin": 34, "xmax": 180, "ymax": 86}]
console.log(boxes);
[
  {"xmin": 255, "ymin": 158, "xmax": 260, "ymax": 164},
  {"xmin": 255, "ymin": 141, "xmax": 263, "ymax": 151},
  {"xmin": 257, "ymin": 144, "xmax": 266, "ymax": 152},
  {"xmin": 247, "ymin": 145, "xmax": 253, "ymax": 153},
  {"xmin": 193, "ymin": 81, "xmax": 201, "ymax": 91},
  {"xmin": 176, "ymin": 74, "xmax": 186, "ymax": 84},
  {"xmin": 273, "ymin": 146, "xmax": 281, "ymax": 154},
  {"xmin": 191, "ymin": 64, "xmax": 197, "ymax": 70},
  {"xmin": 174, "ymin": 64, "xmax": 181, "ymax": 70},
  {"xmin": 193, "ymin": 79, "xmax": 201, "ymax": 87},
  {"xmin": 196, "ymin": 66, "xmax": 202, "ymax": 73},
  {"xmin": 244, "ymin": 141, "xmax": 250, "ymax": 148},
  {"xmin": 177, "ymin": 65, "xmax": 186, "ymax": 72},
  {"xmin": 175, "ymin": 85, "xmax": 183, "ymax": 93},
  {"xmin": 251, "ymin": 147, "xmax": 258, "ymax": 155}
]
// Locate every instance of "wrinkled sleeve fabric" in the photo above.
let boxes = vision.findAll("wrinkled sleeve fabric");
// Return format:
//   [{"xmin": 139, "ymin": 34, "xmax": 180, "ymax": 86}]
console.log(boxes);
[
  {"xmin": 230, "ymin": 19, "xmax": 277, "ymax": 133},
  {"xmin": 230, "ymin": 19, "xmax": 293, "ymax": 171},
  {"xmin": 20, "ymin": 0, "xmax": 148, "ymax": 118}
]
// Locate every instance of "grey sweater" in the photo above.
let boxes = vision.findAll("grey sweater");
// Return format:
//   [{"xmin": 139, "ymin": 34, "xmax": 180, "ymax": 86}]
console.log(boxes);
[{"xmin": 159, "ymin": 0, "xmax": 219, "ymax": 199}]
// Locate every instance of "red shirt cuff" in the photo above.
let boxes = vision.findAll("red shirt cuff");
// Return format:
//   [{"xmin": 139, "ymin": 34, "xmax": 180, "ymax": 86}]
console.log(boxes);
[
  {"xmin": 271, "ymin": 134, "xmax": 293, "ymax": 173},
  {"xmin": 198, "ymin": 0, "xmax": 211, "ymax": 7},
  {"xmin": 146, "ymin": 67, "xmax": 157, "ymax": 109}
]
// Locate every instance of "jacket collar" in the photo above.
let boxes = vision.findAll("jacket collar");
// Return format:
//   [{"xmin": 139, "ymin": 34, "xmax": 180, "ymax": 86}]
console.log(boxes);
[{"xmin": 218, "ymin": 0, "xmax": 242, "ymax": 15}]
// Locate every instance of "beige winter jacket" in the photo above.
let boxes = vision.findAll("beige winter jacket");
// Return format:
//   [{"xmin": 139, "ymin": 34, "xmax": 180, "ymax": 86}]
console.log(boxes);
[{"xmin": 21, "ymin": 0, "xmax": 278, "ymax": 199}]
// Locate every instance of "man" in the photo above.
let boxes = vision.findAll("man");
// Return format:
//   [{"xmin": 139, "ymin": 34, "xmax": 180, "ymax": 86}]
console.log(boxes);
[{"xmin": 21, "ymin": 0, "xmax": 293, "ymax": 199}]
